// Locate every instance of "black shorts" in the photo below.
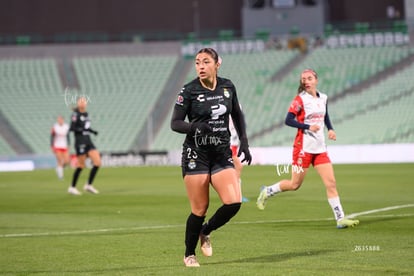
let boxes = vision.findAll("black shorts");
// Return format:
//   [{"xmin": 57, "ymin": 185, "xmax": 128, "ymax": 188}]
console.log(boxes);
[
  {"xmin": 181, "ymin": 145, "xmax": 234, "ymax": 177},
  {"xmin": 75, "ymin": 141, "xmax": 96, "ymax": 156}
]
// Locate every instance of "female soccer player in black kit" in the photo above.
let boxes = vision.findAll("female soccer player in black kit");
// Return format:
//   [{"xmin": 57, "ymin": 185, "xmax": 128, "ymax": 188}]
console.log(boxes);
[
  {"xmin": 68, "ymin": 96, "xmax": 101, "ymax": 195},
  {"xmin": 171, "ymin": 48, "xmax": 252, "ymax": 267}
]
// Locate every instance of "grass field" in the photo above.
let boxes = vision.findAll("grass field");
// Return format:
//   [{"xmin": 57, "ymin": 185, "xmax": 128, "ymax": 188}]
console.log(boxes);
[{"xmin": 0, "ymin": 164, "xmax": 413, "ymax": 275}]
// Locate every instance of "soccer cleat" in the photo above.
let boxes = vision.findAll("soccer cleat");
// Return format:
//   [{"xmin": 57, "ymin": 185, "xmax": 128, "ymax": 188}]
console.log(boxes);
[
  {"xmin": 199, "ymin": 234, "xmax": 212, "ymax": 257},
  {"xmin": 183, "ymin": 255, "xmax": 200, "ymax": 267},
  {"xmin": 242, "ymin": 196, "xmax": 249, "ymax": 202},
  {"xmin": 256, "ymin": 186, "xmax": 268, "ymax": 210},
  {"xmin": 337, "ymin": 218, "xmax": 360, "ymax": 229},
  {"xmin": 84, "ymin": 184, "xmax": 99, "ymax": 194},
  {"xmin": 68, "ymin": 187, "xmax": 81, "ymax": 195}
]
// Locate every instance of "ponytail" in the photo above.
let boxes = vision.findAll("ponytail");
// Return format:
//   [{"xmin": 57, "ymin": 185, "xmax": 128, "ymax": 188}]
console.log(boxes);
[{"xmin": 297, "ymin": 81, "xmax": 305, "ymax": 94}]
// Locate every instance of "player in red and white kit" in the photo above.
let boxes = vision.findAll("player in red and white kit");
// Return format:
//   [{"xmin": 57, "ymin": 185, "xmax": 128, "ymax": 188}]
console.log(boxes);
[
  {"xmin": 256, "ymin": 69, "xmax": 359, "ymax": 229},
  {"xmin": 51, "ymin": 115, "xmax": 70, "ymax": 179}
]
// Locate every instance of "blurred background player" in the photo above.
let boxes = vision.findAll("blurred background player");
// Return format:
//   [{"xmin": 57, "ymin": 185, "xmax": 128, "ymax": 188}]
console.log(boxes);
[
  {"xmin": 229, "ymin": 116, "xmax": 249, "ymax": 202},
  {"xmin": 256, "ymin": 69, "xmax": 359, "ymax": 229},
  {"xmin": 50, "ymin": 115, "xmax": 70, "ymax": 179},
  {"xmin": 69, "ymin": 96, "xmax": 101, "ymax": 195}
]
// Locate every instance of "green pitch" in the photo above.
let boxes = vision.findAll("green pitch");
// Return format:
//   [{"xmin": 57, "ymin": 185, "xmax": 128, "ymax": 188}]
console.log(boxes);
[{"xmin": 0, "ymin": 164, "xmax": 413, "ymax": 275}]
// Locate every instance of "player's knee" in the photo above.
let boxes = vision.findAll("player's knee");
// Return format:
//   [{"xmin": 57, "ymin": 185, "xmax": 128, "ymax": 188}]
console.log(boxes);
[
  {"xmin": 192, "ymin": 208, "xmax": 208, "ymax": 217},
  {"xmin": 92, "ymin": 157, "xmax": 101, "ymax": 167},
  {"xmin": 325, "ymin": 180, "xmax": 337, "ymax": 191},
  {"xmin": 328, "ymin": 179, "xmax": 336, "ymax": 186},
  {"xmin": 291, "ymin": 181, "xmax": 303, "ymax": 191},
  {"xmin": 192, "ymin": 203, "xmax": 209, "ymax": 217}
]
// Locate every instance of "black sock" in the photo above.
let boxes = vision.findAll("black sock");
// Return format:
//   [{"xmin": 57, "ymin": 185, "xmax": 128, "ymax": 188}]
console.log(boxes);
[
  {"xmin": 72, "ymin": 168, "xmax": 83, "ymax": 187},
  {"xmin": 201, "ymin": 203, "xmax": 241, "ymax": 236},
  {"xmin": 88, "ymin": 166, "xmax": 100, "ymax": 185},
  {"xmin": 184, "ymin": 213, "xmax": 205, "ymax": 257}
]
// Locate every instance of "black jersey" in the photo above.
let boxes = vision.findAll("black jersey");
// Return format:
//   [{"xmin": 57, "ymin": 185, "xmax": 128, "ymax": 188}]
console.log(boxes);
[
  {"xmin": 70, "ymin": 109, "xmax": 93, "ymax": 145},
  {"xmin": 174, "ymin": 77, "xmax": 243, "ymax": 152}
]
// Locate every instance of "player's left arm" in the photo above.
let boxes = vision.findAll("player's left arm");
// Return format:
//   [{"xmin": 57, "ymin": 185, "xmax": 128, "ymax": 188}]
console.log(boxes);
[
  {"xmin": 70, "ymin": 112, "xmax": 83, "ymax": 134},
  {"xmin": 66, "ymin": 131, "xmax": 70, "ymax": 145},
  {"xmin": 230, "ymin": 88, "xmax": 251, "ymax": 165},
  {"xmin": 50, "ymin": 128, "xmax": 55, "ymax": 148},
  {"xmin": 325, "ymin": 102, "xmax": 336, "ymax": 140}
]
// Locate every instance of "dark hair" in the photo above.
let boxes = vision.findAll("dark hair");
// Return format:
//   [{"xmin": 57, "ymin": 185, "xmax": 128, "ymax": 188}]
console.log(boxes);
[
  {"xmin": 297, "ymin": 68, "xmax": 318, "ymax": 94},
  {"xmin": 196, "ymin": 48, "xmax": 219, "ymax": 64}
]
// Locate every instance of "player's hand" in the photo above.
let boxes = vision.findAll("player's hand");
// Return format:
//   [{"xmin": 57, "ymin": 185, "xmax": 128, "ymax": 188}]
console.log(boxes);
[
  {"xmin": 328, "ymin": 129, "xmax": 336, "ymax": 140},
  {"xmin": 90, "ymin": 130, "xmax": 98, "ymax": 136},
  {"xmin": 238, "ymin": 138, "xmax": 252, "ymax": 165},
  {"xmin": 309, "ymin": 124, "xmax": 320, "ymax": 132},
  {"xmin": 190, "ymin": 122, "xmax": 212, "ymax": 135}
]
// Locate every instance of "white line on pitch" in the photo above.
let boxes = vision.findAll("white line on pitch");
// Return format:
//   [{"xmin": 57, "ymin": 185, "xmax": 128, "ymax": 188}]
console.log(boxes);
[
  {"xmin": 0, "ymin": 224, "xmax": 183, "ymax": 238},
  {"xmin": 1, "ymin": 204, "xmax": 413, "ymax": 239},
  {"xmin": 234, "ymin": 213, "xmax": 414, "ymax": 225},
  {"xmin": 346, "ymin": 203, "xmax": 414, "ymax": 218}
]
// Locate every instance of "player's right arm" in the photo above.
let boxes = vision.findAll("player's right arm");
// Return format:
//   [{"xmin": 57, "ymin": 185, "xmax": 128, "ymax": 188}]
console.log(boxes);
[
  {"xmin": 69, "ymin": 111, "xmax": 83, "ymax": 134},
  {"xmin": 285, "ymin": 96, "xmax": 311, "ymax": 130},
  {"xmin": 50, "ymin": 128, "xmax": 55, "ymax": 149},
  {"xmin": 171, "ymin": 86, "xmax": 211, "ymax": 135},
  {"xmin": 171, "ymin": 86, "xmax": 192, "ymax": 134}
]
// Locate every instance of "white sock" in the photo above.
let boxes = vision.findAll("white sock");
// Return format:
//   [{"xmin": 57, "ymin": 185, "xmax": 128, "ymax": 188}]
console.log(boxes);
[
  {"xmin": 56, "ymin": 166, "xmax": 63, "ymax": 179},
  {"xmin": 267, "ymin": 182, "xmax": 282, "ymax": 196},
  {"xmin": 328, "ymin": 196, "xmax": 345, "ymax": 221}
]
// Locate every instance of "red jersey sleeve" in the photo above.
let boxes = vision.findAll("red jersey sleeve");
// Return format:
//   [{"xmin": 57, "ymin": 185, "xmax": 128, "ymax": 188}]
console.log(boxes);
[{"xmin": 288, "ymin": 95, "xmax": 303, "ymax": 116}]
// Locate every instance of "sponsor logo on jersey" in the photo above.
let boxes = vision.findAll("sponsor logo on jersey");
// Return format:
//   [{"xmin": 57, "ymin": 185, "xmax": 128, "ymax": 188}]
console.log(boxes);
[
  {"xmin": 206, "ymin": 95, "xmax": 223, "ymax": 101},
  {"xmin": 176, "ymin": 95, "xmax": 184, "ymax": 105},
  {"xmin": 197, "ymin": 94, "xmax": 205, "ymax": 102},
  {"xmin": 211, "ymin": 104, "xmax": 227, "ymax": 119}
]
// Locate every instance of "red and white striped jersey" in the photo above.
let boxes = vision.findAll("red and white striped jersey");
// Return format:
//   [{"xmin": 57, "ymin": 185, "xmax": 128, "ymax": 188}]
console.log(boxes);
[{"xmin": 288, "ymin": 91, "xmax": 328, "ymax": 153}]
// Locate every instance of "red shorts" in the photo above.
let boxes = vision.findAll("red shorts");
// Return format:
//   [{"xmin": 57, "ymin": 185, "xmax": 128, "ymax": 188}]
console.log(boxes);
[
  {"xmin": 230, "ymin": 145, "xmax": 238, "ymax": 157},
  {"xmin": 292, "ymin": 147, "xmax": 331, "ymax": 169},
  {"xmin": 53, "ymin": 147, "xmax": 68, "ymax": 153}
]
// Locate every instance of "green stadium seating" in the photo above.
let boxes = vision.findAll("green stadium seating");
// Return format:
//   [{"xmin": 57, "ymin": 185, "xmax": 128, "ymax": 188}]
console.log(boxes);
[
  {"xmin": 0, "ymin": 55, "xmax": 178, "ymax": 154},
  {"xmin": 1, "ymin": 45, "xmax": 413, "ymax": 156},
  {"xmin": 253, "ymin": 53, "xmax": 414, "ymax": 146},
  {"xmin": 72, "ymin": 55, "xmax": 178, "ymax": 152},
  {"xmin": 0, "ymin": 58, "xmax": 63, "ymax": 154}
]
